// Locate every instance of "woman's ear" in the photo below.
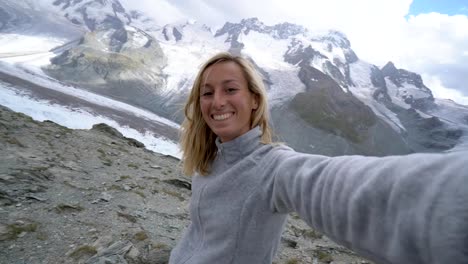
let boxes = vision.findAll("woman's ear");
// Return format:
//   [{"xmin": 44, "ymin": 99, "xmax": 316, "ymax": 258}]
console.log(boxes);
[{"xmin": 252, "ymin": 94, "xmax": 259, "ymax": 110}]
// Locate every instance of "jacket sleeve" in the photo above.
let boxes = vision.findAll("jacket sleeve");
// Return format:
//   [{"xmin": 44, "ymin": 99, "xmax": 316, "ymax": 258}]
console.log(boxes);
[{"xmin": 267, "ymin": 147, "xmax": 468, "ymax": 264}]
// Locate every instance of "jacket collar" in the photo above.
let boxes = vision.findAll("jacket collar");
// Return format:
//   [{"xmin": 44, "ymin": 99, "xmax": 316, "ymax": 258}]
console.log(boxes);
[{"xmin": 215, "ymin": 127, "xmax": 262, "ymax": 164}]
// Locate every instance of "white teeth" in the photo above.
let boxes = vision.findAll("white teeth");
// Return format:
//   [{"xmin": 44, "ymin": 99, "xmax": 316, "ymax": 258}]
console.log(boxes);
[{"xmin": 213, "ymin": 113, "xmax": 233, "ymax": 121}]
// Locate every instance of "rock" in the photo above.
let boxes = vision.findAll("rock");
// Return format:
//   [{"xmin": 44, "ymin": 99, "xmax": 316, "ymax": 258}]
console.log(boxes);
[
  {"xmin": 282, "ymin": 237, "xmax": 298, "ymax": 249},
  {"xmin": 0, "ymin": 224, "xmax": 10, "ymax": 241},
  {"xmin": 85, "ymin": 240, "xmax": 133, "ymax": 264},
  {"xmin": 101, "ymin": 192, "xmax": 113, "ymax": 202},
  {"xmin": 117, "ymin": 212, "xmax": 137, "ymax": 223},
  {"xmin": 125, "ymin": 138, "xmax": 145, "ymax": 148},
  {"xmin": 25, "ymin": 194, "xmax": 47, "ymax": 202},
  {"xmin": 92, "ymin": 124, "xmax": 124, "ymax": 138},
  {"xmin": 147, "ymin": 247, "xmax": 171, "ymax": 264},
  {"xmin": 125, "ymin": 246, "xmax": 140, "ymax": 262},
  {"xmin": 163, "ymin": 179, "xmax": 191, "ymax": 191},
  {"xmin": 0, "ymin": 175, "xmax": 15, "ymax": 182}
]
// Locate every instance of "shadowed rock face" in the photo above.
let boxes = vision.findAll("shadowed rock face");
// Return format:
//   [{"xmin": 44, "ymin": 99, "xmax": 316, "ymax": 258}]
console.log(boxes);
[
  {"xmin": 283, "ymin": 39, "xmax": 378, "ymax": 145},
  {"xmin": 215, "ymin": 18, "xmax": 306, "ymax": 40},
  {"xmin": 396, "ymin": 108, "xmax": 463, "ymax": 151},
  {"xmin": 381, "ymin": 61, "xmax": 435, "ymax": 110},
  {"xmin": 215, "ymin": 18, "xmax": 308, "ymax": 55},
  {"xmin": 53, "ymin": 0, "xmax": 130, "ymax": 32},
  {"xmin": 290, "ymin": 62, "xmax": 376, "ymax": 143},
  {"xmin": 42, "ymin": 0, "xmax": 170, "ymax": 115},
  {"xmin": 369, "ymin": 65, "xmax": 392, "ymax": 103},
  {"xmin": 284, "ymin": 32, "xmax": 356, "ymax": 89},
  {"xmin": 45, "ymin": 28, "xmax": 168, "ymax": 114}
]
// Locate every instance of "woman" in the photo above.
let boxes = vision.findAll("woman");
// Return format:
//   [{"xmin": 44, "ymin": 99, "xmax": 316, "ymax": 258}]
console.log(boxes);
[{"xmin": 169, "ymin": 52, "xmax": 468, "ymax": 264}]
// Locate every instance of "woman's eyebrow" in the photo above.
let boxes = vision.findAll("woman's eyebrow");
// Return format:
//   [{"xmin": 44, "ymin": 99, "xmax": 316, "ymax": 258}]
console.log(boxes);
[
  {"xmin": 222, "ymin": 79, "xmax": 239, "ymax": 85},
  {"xmin": 203, "ymin": 79, "xmax": 240, "ymax": 89},
  {"xmin": 202, "ymin": 83, "xmax": 213, "ymax": 89}
]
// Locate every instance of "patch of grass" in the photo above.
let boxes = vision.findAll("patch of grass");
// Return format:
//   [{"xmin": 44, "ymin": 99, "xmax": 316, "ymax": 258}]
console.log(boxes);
[
  {"xmin": 36, "ymin": 231, "xmax": 48, "ymax": 241},
  {"xmin": 316, "ymin": 250, "xmax": 333, "ymax": 263},
  {"xmin": 134, "ymin": 231, "xmax": 148, "ymax": 241},
  {"xmin": 152, "ymin": 242, "xmax": 169, "ymax": 249},
  {"xmin": 290, "ymin": 213, "xmax": 301, "ymax": 220},
  {"xmin": 99, "ymin": 156, "xmax": 112, "ymax": 166},
  {"xmin": 32, "ymin": 166, "xmax": 49, "ymax": 172},
  {"xmin": 303, "ymin": 229, "xmax": 322, "ymax": 240},
  {"xmin": 97, "ymin": 148, "xmax": 106, "ymax": 156},
  {"xmin": 7, "ymin": 137, "xmax": 26, "ymax": 147},
  {"xmin": 133, "ymin": 190, "xmax": 146, "ymax": 198},
  {"xmin": 5, "ymin": 223, "xmax": 38, "ymax": 240},
  {"xmin": 286, "ymin": 258, "xmax": 301, "ymax": 264},
  {"xmin": 102, "ymin": 159, "xmax": 113, "ymax": 166},
  {"xmin": 109, "ymin": 185, "xmax": 124, "ymax": 191},
  {"xmin": 120, "ymin": 175, "xmax": 131, "ymax": 180},
  {"xmin": 117, "ymin": 211, "xmax": 137, "ymax": 223},
  {"xmin": 63, "ymin": 180, "xmax": 90, "ymax": 191},
  {"xmin": 97, "ymin": 148, "xmax": 112, "ymax": 166},
  {"xmin": 289, "ymin": 225, "xmax": 322, "ymax": 240},
  {"xmin": 69, "ymin": 245, "xmax": 97, "ymax": 259},
  {"xmin": 127, "ymin": 163, "xmax": 139, "ymax": 169},
  {"xmin": 162, "ymin": 188, "xmax": 184, "ymax": 201},
  {"xmin": 118, "ymin": 146, "xmax": 129, "ymax": 153},
  {"xmin": 55, "ymin": 203, "xmax": 84, "ymax": 213},
  {"xmin": 35, "ymin": 134, "xmax": 48, "ymax": 141}
]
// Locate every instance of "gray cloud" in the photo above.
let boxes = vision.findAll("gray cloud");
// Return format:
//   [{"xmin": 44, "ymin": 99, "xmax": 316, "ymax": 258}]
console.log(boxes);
[{"xmin": 425, "ymin": 64, "xmax": 468, "ymax": 94}]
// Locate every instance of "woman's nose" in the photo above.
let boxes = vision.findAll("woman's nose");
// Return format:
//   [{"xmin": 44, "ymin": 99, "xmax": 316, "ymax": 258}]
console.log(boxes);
[{"xmin": 213, "ymin": 92, "xmax": 226, "ymax": 108}]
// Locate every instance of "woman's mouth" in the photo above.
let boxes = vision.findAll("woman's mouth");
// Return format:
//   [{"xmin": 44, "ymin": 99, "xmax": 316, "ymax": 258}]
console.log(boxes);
[{"xmin": 212, "ymin": 113, "xmax": 233, "ymax": 121}]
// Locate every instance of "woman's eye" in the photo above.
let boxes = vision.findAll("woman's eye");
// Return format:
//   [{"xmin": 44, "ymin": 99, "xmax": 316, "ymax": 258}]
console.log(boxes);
[
  {"xmin": 227, "ymin": 88, "xmax": 238, "ymax": 93},
  {"xmin": 201, "ymin": 92, "xmax": 213, "ymax": 96}
]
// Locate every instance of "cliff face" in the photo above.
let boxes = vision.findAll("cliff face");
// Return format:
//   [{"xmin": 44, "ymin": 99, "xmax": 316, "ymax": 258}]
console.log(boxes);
[{"xmin": 0, "ymin": 106, "xmax": 371, "ymax": 264}]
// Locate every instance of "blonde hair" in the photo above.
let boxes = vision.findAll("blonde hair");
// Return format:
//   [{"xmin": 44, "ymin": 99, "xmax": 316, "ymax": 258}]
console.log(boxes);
[{"xmin": 180, "ymin": 52, "xmax": 272, "ymax": 176}]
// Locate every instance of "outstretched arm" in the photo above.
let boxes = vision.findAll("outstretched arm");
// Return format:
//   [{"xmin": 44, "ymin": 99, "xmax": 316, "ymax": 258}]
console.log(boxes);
[{"xmin": 267, "ymin": 147, "xmax": 468, "ymax": 264}]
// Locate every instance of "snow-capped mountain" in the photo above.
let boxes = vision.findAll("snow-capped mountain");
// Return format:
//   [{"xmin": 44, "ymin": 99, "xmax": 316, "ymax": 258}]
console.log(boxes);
[
  {"xmin": 1, "ymin": 0, "xmax": 468, "ymax": 156},
  {"xmin": 52, "ymin": 0, "xmax": 130, "ymax": 32}
]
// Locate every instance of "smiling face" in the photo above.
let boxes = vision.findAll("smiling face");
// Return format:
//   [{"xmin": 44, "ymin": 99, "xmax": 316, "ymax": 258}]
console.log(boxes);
[{"xmin": 200, "ymin": 61, "xmax": 258, "ymax": 142}]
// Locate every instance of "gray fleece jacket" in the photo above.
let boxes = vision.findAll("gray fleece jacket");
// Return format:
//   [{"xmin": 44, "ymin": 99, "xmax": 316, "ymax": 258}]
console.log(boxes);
[{"xmin": 169, "ymin": 127, "xmax": 468, "ymax": 264}]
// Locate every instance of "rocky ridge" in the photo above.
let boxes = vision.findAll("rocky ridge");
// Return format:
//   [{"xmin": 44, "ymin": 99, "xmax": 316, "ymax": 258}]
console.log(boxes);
[{"xmin": 0, "ymin": 105, "xmax": 372, "ymax": 264}]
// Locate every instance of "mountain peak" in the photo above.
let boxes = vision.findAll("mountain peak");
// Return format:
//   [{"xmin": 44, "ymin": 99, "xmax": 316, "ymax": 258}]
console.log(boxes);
[
  {"xmin": 52, "ymin": 0, "xmax": 130, "ymax": 31},
  {"xmin": 215, "ymin": 17, "xmax": 306, "ymax": 40},
  {"xmin": 381, "ymin": 61, "xmax": 434, "ymax": 109},
  {"xmin": 313, "ymin": 30, "xmax": 351, "ymax": 49},
  {"xmin": 159, "ymin": 20, "xmax": 213, "ymax": 42},
  {"xmin": 240, "ymin": 17, "xmax": 262, "ymax": 26},
  {"xmin": 381, "ymin": 61, "xmax": 397, "ymax": 73}
]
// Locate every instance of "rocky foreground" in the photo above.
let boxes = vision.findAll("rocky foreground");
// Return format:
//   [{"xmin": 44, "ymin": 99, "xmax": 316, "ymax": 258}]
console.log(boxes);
[{"xmin": 0, "ymin": 105, "xmax": 371, "ymax": 264}]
